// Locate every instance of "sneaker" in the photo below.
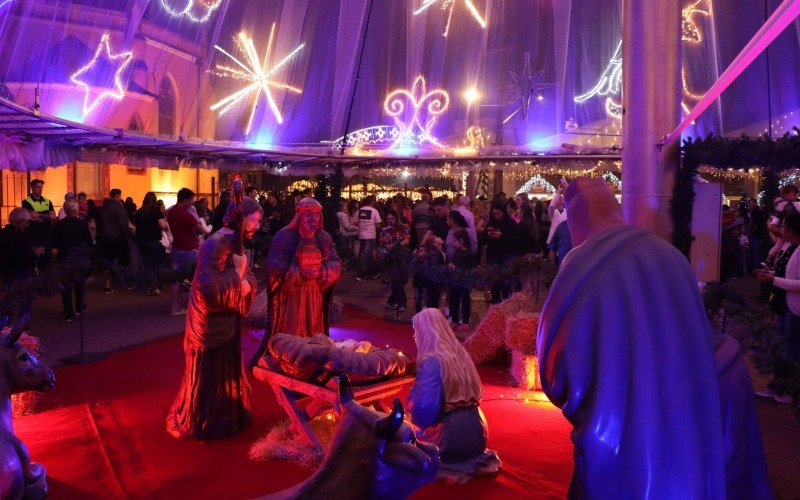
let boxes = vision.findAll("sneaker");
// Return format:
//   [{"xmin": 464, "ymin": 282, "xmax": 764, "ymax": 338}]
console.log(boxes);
[
  {"xmin": 387, "ymin": 303, "xmax": 398, "ymax": 309},
  {"xmin": 457, "ymin": 324, "xmax": 471, "ymax": 332},
  {"xmin": 398, "ymin": 306, "xmax": 407, "ymax": 313},
  {"xmin": 372, "ymin": 274, "xmax": 381, "ymax": 280},
  {"xmin": 355, "ymin": 276, "xmax": 365, "ymax": 283},
  {"xmin": 104, "ymin": 288, "xmax": 114, "ymax": 294},
  {"xmin": 755, "ymin": 390, "xmax": 778, "ymax": 399},
  {"xmin": 64, "ymin": 317, "xmax": 73, "ymax": 323},
  {"xmin": 253, "ymin": 263, "xmax": 261, "ymax": 269},
  {"xmin": 125, "ymin": 283, "xmax": 138, "ymax": 291},
  {"xmin": 75, "ymin": 306, "xmax": 87, "ymax": 315},
  {"xmin": 153, "ymin": 287, "xmax": 162, "ymax": 296},
  {"xmin": 170, "ymin": 309, "xmax": 187, "ymax": 316},
  {"xmin": 381, "ymin": 278, "xmax": 391, "ymax": 284}
]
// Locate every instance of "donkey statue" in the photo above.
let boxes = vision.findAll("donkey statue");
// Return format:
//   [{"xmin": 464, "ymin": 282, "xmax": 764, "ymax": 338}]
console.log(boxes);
[
  {"xmin": 0, "ymin": 315, "xmax": 55, "ymax": 500},
  {"xmin": 263, "ymin": 375, "xmax": 440, "ymax": 500}
]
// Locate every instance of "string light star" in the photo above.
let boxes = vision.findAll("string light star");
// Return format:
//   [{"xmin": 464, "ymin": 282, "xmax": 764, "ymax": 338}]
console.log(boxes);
[
  {"xmin": 504, "ymin": 52, "xmax": 553, "ymax": 124},
  {"xmin": 70, "ymin": 33, "xmax": 134, "ymax": 118},
  {"xmin": 413, "ymin": 0, "xmax": 487, "ymax": 37},
  {"xmin": 209, "ymin": 23, "xmax": 304, "ymax": 133}
]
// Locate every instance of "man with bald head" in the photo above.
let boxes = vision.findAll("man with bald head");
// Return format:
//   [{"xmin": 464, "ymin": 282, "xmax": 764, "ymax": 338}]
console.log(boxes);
[{"xmin": 536, "ymin": 177, "xmax": 771, "ymax": 499}]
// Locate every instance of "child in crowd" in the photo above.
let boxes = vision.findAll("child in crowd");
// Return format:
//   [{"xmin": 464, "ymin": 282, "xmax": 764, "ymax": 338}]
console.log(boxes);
[
  {"xmin": 448, "ymin": 229, "xmax": 473, "ymax": 332},
  {"xmin": 412, "ymin": 238, "xmax": 446, "ymax": 312}
]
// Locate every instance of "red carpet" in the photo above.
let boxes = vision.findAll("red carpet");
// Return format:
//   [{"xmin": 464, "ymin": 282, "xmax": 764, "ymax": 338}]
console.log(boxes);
[{"xmin": 14, "ymin": 312, "xmax": 573, "ymax": 499}]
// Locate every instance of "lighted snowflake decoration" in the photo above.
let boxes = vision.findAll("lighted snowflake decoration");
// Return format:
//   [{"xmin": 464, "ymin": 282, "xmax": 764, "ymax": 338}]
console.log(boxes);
[
  {"xmin": 413, "ymin": 0, "xmax": 487, "ymax": 37},
  {"xmin": 210, "ymin": 23, "xmax": 304, "ymax": 133}
]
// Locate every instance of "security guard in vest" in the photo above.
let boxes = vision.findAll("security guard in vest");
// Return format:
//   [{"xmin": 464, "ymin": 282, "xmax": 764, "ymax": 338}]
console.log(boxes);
[{"xmin": 22, "ymin": 178, "xmax": 55, "ymax": 269}]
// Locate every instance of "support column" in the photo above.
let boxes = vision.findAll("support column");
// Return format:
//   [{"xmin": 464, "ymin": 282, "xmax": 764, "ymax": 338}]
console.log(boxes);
[{"xmin": 621, "ymin": 0, "xmax": 682, "ymax": 239}]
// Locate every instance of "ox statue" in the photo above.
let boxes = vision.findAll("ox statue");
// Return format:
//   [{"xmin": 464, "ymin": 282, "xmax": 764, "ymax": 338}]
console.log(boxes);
[
  {"xmin": 264, "ymin": 375, "xmax": 439, "ymax": 499},
  {"xmin": 0, "ymin": 315, "xmax": 55, "ymax": 500}
]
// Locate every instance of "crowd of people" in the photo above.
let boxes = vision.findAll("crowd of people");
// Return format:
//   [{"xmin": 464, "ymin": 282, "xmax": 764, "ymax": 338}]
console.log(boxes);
[{"xmin": 0, "ymin": 179, "xmax": 575, "ymax": 331}]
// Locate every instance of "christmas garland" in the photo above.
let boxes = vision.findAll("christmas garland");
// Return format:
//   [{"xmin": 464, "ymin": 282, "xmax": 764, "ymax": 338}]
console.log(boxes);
[{"xmin": 673, "ymin": 131, "xmax": 800, "ymax": 256}]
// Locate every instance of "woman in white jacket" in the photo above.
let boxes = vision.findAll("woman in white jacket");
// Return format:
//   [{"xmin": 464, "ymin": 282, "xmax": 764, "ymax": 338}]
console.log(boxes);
[{"xmin": 756, "ymin": 209, "xmax": 800, "ymax": 367}]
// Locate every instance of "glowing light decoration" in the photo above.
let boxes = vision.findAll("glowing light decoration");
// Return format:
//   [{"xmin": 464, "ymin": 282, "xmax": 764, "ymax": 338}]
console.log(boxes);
[
  {"xmin": 602, "ymin": 171, "xmax": 622, "ymax": 192},
  {"xmin": 381, "ymin": 75, "xmax": 450, "ymax": 152},
  {"xmin": 160, "ymin": 0, "xmax": 223, "ymax": 23},
  {"xmin": 328, "ymin": 125, "xmax": 421, "ymax": 151},
  {"xmin": 70, "ymin": 33, "xmax": 134, "ymax": 118},
  {"xmin": 0, "ymin": 0, "xmax": 14, "ymax": 8},
  {"xmin": 683, "ymin": 0, "xmax": 711, "ymax": 43},
  {"xmin": 413, "ymin": 0, "xmax": 487, "ymax": 38},
  {"xmin": 576, "ymin": 0, "xmax": 713, "ymax": 122},
  {"xmin": 574, "ymin": 40, "xmax": 623, "ymax": 120},
  {"xmin": 516, "ymin": 174, "xmax": 556, "ymax": 195},
  {"xmin": 504, "ymin": 52, "xmax": 553, "ymax": 124},
  {"xmin": 210, "ymin": 24, "xmax": 304, "ymax": 133}
]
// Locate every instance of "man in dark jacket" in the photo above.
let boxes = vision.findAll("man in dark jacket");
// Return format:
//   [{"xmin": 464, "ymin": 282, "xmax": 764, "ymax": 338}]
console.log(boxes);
[
  {"xmin": 0, "ymin": 207, "xmax": 43, "ymax": 326},
  {"xmin": 52, "ymin": 200, "xmax": 93, "ymax": 321},
  {"xmin": 97, "ymin": 188, "xmax": 134, "ymax": 293}
]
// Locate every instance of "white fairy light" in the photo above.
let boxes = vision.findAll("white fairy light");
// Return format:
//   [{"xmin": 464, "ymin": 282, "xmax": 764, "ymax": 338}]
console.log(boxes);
[
  {"xmin": 70, "ymin": 33, "xmax": 134, "ymax": 118},
  {"xmin": 160, "ymin": 0, "xmax": 223, "ymax": 23},
  {"xmin": 210, "ymin": 24, "xmax": 304, "ymax": 132},
  {"xmin": 413, "ymin": 0, "xmax": 487, "ymax": 37}
]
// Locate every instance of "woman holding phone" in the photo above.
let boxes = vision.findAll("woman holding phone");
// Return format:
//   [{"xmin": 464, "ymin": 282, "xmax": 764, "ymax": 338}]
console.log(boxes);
[{"xmin": 483, "ymin": 200, "xmax": 518, "ymax": 303}]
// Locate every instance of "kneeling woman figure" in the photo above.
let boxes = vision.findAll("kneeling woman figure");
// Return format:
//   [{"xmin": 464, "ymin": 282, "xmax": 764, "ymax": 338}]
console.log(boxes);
[{"xmin": 408, "ymin": 308, "xmax": 502, "ymax": 482}]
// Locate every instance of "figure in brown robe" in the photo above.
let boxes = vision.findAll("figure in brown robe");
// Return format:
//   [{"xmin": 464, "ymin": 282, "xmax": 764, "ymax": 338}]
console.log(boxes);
[
  {"xmin": 166, "ymin": 198, "xmax": 261, "ymax": 440},
  {"xmin": 266, "ymin": 198, "xmax": 341, "ymax": 338}
]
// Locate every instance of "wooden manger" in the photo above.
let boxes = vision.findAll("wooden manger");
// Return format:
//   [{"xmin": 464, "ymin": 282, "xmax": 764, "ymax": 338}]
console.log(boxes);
[{"xmin": 253, "ymin": 364, "xmax": 415, "ymax": 452}]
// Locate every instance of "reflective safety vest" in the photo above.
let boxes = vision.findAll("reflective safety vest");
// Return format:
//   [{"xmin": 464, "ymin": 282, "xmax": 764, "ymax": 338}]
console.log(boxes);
[{"xmin": 24, "ymin": 195, "xmax": 52, "ymax": 214}]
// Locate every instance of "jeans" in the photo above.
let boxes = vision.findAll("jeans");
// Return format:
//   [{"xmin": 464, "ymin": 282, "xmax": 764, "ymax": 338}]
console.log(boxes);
[
  {"xmin": 357, "ymin": 238, "xmax": 377, "ymax": 278},
  {"xmin": 778, "ymin": 311, "xmax": 800, "ymax": 362},
  {"xmin": 448, "ymin": 285, "xmax": 471, "ymax": 324},
  {"xmin": 61, "ymin": 272, "xmax": 86, "ymax": 319},
  {"xmin": 137, "ymin": 240, "xmax": 165, "ymax": 289},
  {"xmin": 388, "ymin": 257, "xmax": 410, "ymax": 307},
  {"xmin": 488, "ymin": 253, "xmax": 514, "ymax": 303},
  {"xmin": 2, "ymin": 273, "xmax": 33, "ymax": 328}
]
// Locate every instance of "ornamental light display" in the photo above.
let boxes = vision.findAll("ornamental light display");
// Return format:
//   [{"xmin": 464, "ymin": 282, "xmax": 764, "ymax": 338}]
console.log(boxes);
[
  {"xmin": 160, "ymin": 0, "xmax": 223, "ymax": 23},
  {"xmin": 70, "ymin": 33, "xmax": 134, "ymax": 118},
  {"xmin": 574, "ymin": 41, "xmax": 623, "ymax": 120},
  {"xmin": 346, "ymin": 75, "xmax": 450, "ymax": 156},
  {"xmin": 504, "ymin": 52, "xmax": 553, "ymax": 123},
  {"xmin": 210, "ymin": 23, "xmax": 304, "ymax": 133},
  {"xmin": 413, "ymin": 0, "xmax": 487, "ymax": 38}
]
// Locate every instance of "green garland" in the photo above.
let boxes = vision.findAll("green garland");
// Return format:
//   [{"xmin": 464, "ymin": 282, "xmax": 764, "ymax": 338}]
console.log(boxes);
[{"xmin": 673, "ymin": 130, "xmax": 800, "ymax": 256}]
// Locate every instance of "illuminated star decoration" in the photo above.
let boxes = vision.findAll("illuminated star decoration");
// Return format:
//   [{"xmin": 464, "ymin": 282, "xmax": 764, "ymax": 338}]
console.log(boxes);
[
  {"xmin": 160, "ymin": 0, "xmax": 223, "ymax": 23},
  {"xmin": 383, "ymin": 76, "xmax": 450, "ymax": 152},
  {"xmin": 574, "ymin": 40, "xmax": 623, "ymax": 120},
  {"xmin": 70, "ymin": 33, "xmax": 134, "ymax": 118},
  {"xmin": 504, "ymin": 52, "xmax": 554, "ymax": 124},
  {"xmin": 209, "ymin": 23, "xmax": 304, "ymax": 134},
  {"xmin": 413, "ymin": 0, "xmax": 487, "ymax": 38}
]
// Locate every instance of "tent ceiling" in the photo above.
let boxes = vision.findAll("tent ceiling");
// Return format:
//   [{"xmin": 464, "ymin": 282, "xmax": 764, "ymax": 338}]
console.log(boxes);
[{"xmin": 0, "ymin": 96, "xmax": 620, "ymax": 171}]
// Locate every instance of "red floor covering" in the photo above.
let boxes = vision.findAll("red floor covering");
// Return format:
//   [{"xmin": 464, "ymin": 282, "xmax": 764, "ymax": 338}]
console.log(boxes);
[{"xmin": 14, "ymin": 314, "xmax": 573, "ymax": 499}]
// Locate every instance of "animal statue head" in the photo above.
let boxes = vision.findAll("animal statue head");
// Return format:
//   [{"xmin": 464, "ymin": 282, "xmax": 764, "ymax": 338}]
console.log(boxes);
[
  {"xmin": 0, "ymin": 315, "xmax": 54, "ymax": 500},
  {"xmin": 0, "ymin": 315, "xmax": 55, "ymax": 396},
  {"xmin": 265, "ymin": 375, "xmax": 439, "ymax": 500}
]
